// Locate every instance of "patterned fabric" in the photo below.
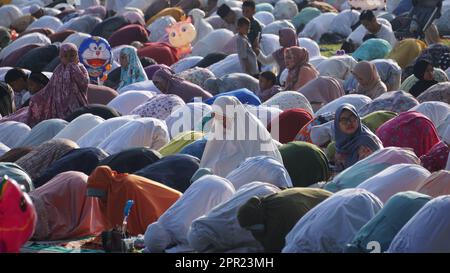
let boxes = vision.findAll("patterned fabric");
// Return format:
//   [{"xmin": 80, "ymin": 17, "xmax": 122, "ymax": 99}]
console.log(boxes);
[
  {"xmin": 358, "ymin": 91, "xmax": 419, "ymax": 117},
  {"xmin": 295, "ymin": 113, "xmax": 335, "ymax": 143},
  {"xmin": 118, "ymin": 46, "xmax": 148, "ymax": 90},
  {"xmin": 400, "ymin": 68, "xmax": 448, "ymax": 92},
  {"xmin": 262, "ymin": 91, "xmax": 314, "ymax": 114},
  {"xmin": 376, "ymin": 111, "xmax": 440, "ymax": 157},
  {"xmin": 420, "ymin": 141, "xmax": 450, "ymax": 172},
  {"xmin": 417, "ymin": 82, "xmax": 450, "ymax": 104},
  {"xmin": 177, "ymin": 67, "xmax": 215, "ymax": 90},
  {"xmin": 130, "ymin": 94, "xmax": 186, "ymax": 120}
]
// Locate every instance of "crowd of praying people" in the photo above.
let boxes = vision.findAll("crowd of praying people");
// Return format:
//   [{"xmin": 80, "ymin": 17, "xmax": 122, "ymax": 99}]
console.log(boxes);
[{"xmin": 1, "ymin": 0, "xmax": 450, "ymax": 254}]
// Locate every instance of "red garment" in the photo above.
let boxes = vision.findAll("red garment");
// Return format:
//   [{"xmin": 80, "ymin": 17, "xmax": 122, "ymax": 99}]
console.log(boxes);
[
  {"xmin": 108, "ymin": 24, "xmax": 149, "ymax": 48},
  {"xmin": 0, "ymin": 178, "xmax": 37, "ymax": 253},
  {"xmin": 137, "ymin": 42, "xmax": 179, "ymax": 66},
  {"xmin": 268, "ymin": 108, "xmax": 313, "ymax": 144},
  {"xmin": 420, "ymin": 141, "xmax": 449, "ymax": 172},
  {"xmin": 376, "ymin": 111, "xmax": 440, "ymax": 157}
]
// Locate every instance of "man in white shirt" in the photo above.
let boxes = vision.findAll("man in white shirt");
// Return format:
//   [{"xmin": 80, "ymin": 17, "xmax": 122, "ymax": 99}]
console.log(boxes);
[{"xmin": 359, "ymin": 10, "xmax": 397, "ymax": 47}]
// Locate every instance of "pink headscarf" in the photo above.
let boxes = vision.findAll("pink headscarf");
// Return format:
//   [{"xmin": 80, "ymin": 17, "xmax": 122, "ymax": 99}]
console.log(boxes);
[
  {"xmin": 298, "ymin": 76, "xmax": 345, "ymax": 112},
  {"xmin": 30, "ymin": 171, "xmax": 105, "ymax": 241},
  {"xmin": 83, "ymin": 5, "xmax": 107, "ymax": 19},
  {"xmin": 273, "ymin": 28, "xmax": 298, "ymax": 72},
  {"xmin": 284, "ymin": 46, "xmax": 319, "ymax": 91},
  {"xmin": 27, "ymin": 43, "xmax": 89, "ymax": 126}
]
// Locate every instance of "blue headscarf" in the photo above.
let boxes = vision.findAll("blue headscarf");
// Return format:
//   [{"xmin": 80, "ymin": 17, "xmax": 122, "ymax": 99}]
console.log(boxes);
[
  {"xmin": 334, "ymin": 104, "xmax": 382, "ymax": 169},
  {"xmin": 203, "ymin": 88, "xmax": 261, "ymax": 106},
  {"xmin": 118, "ymin": 46, "xmax": 148, "ymax": 90}
]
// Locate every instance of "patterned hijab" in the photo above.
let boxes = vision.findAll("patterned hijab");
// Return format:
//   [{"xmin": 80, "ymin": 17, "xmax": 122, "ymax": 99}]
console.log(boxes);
[{"xmin": 118, "ymin": 46, "xmax": 148, "ymax": 90}]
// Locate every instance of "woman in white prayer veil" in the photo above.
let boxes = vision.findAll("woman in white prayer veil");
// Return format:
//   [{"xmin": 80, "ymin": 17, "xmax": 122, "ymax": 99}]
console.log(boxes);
[
  {"xmin": 187, "ymin": 182, "xmax": 281, "ymax": 253},
  {"xmin": 188, "ymin": 8, "xmax": 214, "ymax": 45},
  {"xmin": 225, "ymin": 156, "xmax": 292, "ymax": 190},
  {"xmin": 144, "ymin": 175, "xmax": 235, "ymax": 253},
  {"xmin": 199, "ymin": 96, "xmax": 283, "ymax": 177}
]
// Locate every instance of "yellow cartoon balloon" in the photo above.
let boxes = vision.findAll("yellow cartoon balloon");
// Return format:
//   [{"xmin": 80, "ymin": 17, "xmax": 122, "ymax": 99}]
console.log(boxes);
[{"xmin": 166, "ymin": 17, "xmax": 197, "ymax": 58}]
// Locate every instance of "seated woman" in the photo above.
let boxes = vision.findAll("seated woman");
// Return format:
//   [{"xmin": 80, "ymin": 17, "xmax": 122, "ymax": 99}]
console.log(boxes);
[
  {"xmin": 334, "ymin": 104, "xmax": 383, "ymax": 171},
  {"xmin": 283, "ymin": 46, "xmax": 319, "ymax": 91},
  {"xmin": 152, "ymin": 68, "xmax": 213, "ymax": 103},
  {"xmin": 388, "ymin": 196, "xmax": 450, "ymax": 253},
  {"xmin": 199, "ymin": 96, "xmax": 282, "ymax": 177},
  {"xmin": 350, "ymin": 61, "xmax": 387, "ymax": 99},
  {"xmin": 282, "ymin": 188, "xmax": 382, "ymax": 253},
  {"xmin": 0, "ymin": 43, "xmax": 89, "ymax": 127},
  {"xmin": 144, "ymin": 175, "xmax": 235, "ymax": 253},
  {"xmin": 255, "ymin": 71, "xmax": 282, "ymax": 102},
  {"xmin": 409, "ymin": 59, "xmax": 438, "ymax": 98},
  {"xmin": 87, "ymin": 166, "xmax": 182, "ymax": 236},
  {"xmin": 30, "ymin": 171, "xmax": 106, "ymax": 241},
  {"xmin": 187, "ymin": 182, "xmax": 280, "ymax": 253},
  {"xmin": 237, "ymin": 188, "xmax": 332, "ymax": 253},
  {"xmin": 117, "ymin": 46, "xmax": 148, "ymax": 90}
]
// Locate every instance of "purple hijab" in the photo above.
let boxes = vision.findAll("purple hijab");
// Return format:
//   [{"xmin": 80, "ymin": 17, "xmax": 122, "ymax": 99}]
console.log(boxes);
[{"xmin": 144, "ymin": 64, "xmax": 173, "ymax": 79}]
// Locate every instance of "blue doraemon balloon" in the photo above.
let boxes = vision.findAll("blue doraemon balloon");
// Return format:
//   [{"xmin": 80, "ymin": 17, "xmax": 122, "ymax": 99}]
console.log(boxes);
[{"xmin": 78, "ymin": 36, "xmax": 113, "ymax": 82}]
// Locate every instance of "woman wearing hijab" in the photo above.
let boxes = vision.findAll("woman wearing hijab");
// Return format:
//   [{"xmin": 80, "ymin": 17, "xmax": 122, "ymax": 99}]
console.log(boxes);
[
  {"xmin": 53, "ymin": 114, "xmax": 104, "ymax": 142},
  {"xmin": 238, "ymin": 188, "xmax": 332, "ymax": 253},
  {"xmin": 158, "ymin": 131, "xmax": 204, "ymax": 156},
  {"xmin": 65, "ymin": 104, "xmax": 121, "ymax": 122},
  {"xmin": 376, "ymin": 111, "xmax": 440, "ymax": 157},
  {"xmin": 15, "ymin": 138, "xmax": 79, "ymax": 180},
  {"xmin": 130, "ymin": 94, "xmax": 186, "ymax": 120},
  {"xmin": 30, "ymin": 171, "xmax": 105, "ymax": 240},
  {"xmin": 0, "ymin": 81, "xmax": 15, "ymax": 117},
  {"xmin": 298, "ymin": 76, "xmax": 345, "ymax": 112},
  {"xmin": 188, "ymin": 8, "xmax": 213, "ymax": 45},
  {"xmin": 0, "ymin": 147, "xmax": 32, "ymax": 163},
  {"xmin": 135, "ymin": 154, "xmax": 200, "ymax": 193},
  {"xmin": 97, "ymin": 118, "xmax": 169, "ymax": 155},
  {"xmin": 118, "ymin": 46, "xmax": 148, "ymax": 90},
  {"xmin": 410, "ymin": 59, "xmax": 438, "ymax": 98},
  {"xmin": 87, "ymin": 84, "xmax": 119, "ymax": 105},
  {"xmin": 388, "ymin": 196, "xmax": 450, "ymax": 253},
  {"xmin": 417, "ymin": 170, "xmax": 450, "ymax": 198},
  {"xmin": 334, "ymin": 104, "xmax": 383, "ymax": 171},
  {"xmin": 256, "ymin": 28, "xmax": 298, "ymax": 75},
  {"xmin": 0, "ymin": 121, "xmax": 30, "ymax": 148},
  {"xmin": 346, "ymin": 191, "xmax": 431, "ymax": 253},
  {"xmin": 0, "ymin": 162, "xmax": 33, "ymax": 192},
  {"xmin": 108, "ymin": 24, "xmax": 149, "ymax": 48},
  {"xmin": 87, "ymin": 166, "xmax": 182, "ymax": 236},
  {"xmin": 350, "ymin": 61, "xmax": 387, "ymax": 99},
  {"xmin": 284, "ymin": 46, "xmax": 319, "ymax": 91},
  {"xmin": 262, "ymin": 91, "xmax": 314, "ymax": 114},
  {"xmin": 144, "ymin": 174, "xmax": 234, "ymax": 253},
  {"xmin": 188, "ymin": 182, "xmax": 281, "ymax": 253},
  {"xmin": 99, "ymin": 147, "xmax": 161, "ymax": 174},
  {"xmin": 267, "ymin": 109, "xmax": 313, "ymax": 144},
  {"xmin": 14, "ymin": 119, "xmax": 68, "ymax": 148},
  {"xmin": 107, "ymin": 91, "xmax": 154, "ymax": 115},
  {"xmin": 137, "ymin": 42, "xmax": 179, "ymax": 66},
  {"xmin": 420, "ymin": 140, "xmax": 449, "ymax": 172},
  {"xmin": 152, "ymin": 68, "xmax": 213, "ymax": 103},
  {"xmin": 283, "ymin": 188, "xmax": 383, "ymax": 253},
  {"xmin": 358, "ymin": 90, "xmax": 418, "ymax": 117},
  {"xmin": 199, "ymin": 96, "xmax": 282, "ymax": 177}
]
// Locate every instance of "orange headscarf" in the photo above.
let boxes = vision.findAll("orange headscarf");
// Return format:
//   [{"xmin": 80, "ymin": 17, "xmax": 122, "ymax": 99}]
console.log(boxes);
[{"xmin": 87, "ymin": 166, "xmax": 182, "ymax": 236}]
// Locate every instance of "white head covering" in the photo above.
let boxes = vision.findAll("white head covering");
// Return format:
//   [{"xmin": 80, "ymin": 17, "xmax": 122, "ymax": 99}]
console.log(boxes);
[
  {"xmin": 165, "ymin": 102, "xmax": 212, "ymax": 138},
  {"xmin": 244, "ymin": 105, "xmax": 282, "ymax": 127},
  {"xmin": 0, "ymin": 121, "xmax": 31, "ymax": 148},
  {"xmin": 388, "ymin": 195, "xmax": 450, "ymax": 253},
  {"xmin": 117, "ymin": 80, "xmax": 160, "ymax": 94},
  {"xmin": 144, "ymin": 175, "xmax": 235, "ymax": 253},
  {"xmin": 410, "ymin": 102, "xmax": 450, "ymax": 130},
  {"xmin": 77, "ymin": 116, "xmax": 138, "ymax": 148},
  {"xmin": 208, "ymin": 54, "xmax": 243, "ymax": 78},
  {"xmin": 171, "ymin": 56, "xmax": 204, "ymax": 73},
  {"xmin": 53, "ymin": 114, "xmax": 105, "ymax": 142},
  {"xmin": 356, "ymin": 164, "xmax": 431, "ymax": 203},
  {"xmin": 97, "ymin": 118, "xmax": 169, "ymax": 154},
  {"xmin": 0, "ymin": 142, "xmax": 10, "ymax": 156},
  {"xmin": 0, "ymin": 5, "xmax": 23, "ymax": 28},
  {"xmin": 299, "ymin": 12, "xmax": 338, "ymax": 42},
  {"xmin": 254, "ymin": 11, "xmax": 274, "ymax": 26},
  {"xmin": 437, "ymin": 114, "xmax": 450, "ymax": 140},
  {"xmin": 0, "ymin": 33, "xmax": 51, "ymax": 61},
  {"xmin": 187, "ymin": 182, "xmax": 281, "ymax": 253},
  {"xmin": 298, "ymin": 38, "xmax": 321, "ymax": 59},
  {"xmin": 107, "ymin": 91, "xmax": 155, "ymax": 115},
  {"xmin": 283, "ymin": 188, "xmax": 383, "ymax": 253},
  {"xmin": 62, "ymin": 32, "xmax": 91, "ymax": 49},
  {"xmin": 262, "ymin": 20, "xmax": 295, "ymax": 35},
  {"xmin": 147, "ymin": 16, "xmax": 176, "ymax": 43},
  {"xmin": 262, "ymin": 91, "xmax": 314, "ymax": 114},
  {"xmin": 15, "ymin": 119, "xmax": 68, "ymax": 148},
  {"xmin": 26, "ymin": 15, "xmax": 63, "ymax": 32},
  {"xmin": 315, "ymin": 94, "xmax": 372, "ymax": 117},
  {"xmin": 191, "ymin": 29, "xmax": 235, "ymax": 58},
  {"xmin": 316, "ymin": 55, "xmax": 358, "ymax": 82},
  {"xmin": 200, "ymin": 96, "xmax": 283, "ymax": 177},
  {"xmin": 273, "ymin": 0, "xmax": 298, "ymax": 20},
  {"xmin": 188, "ymin": 8, "xmax": 214, "ymax": 45},
  {"xmin": 225, "ymin": 156, "xmax": 292, "ymax": 190}
]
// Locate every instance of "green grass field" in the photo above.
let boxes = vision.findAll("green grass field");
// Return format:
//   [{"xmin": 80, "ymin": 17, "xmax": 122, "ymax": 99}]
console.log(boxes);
[{"xmin": 320, "ymin": 39, "xmax": 450, "ymax": 58}]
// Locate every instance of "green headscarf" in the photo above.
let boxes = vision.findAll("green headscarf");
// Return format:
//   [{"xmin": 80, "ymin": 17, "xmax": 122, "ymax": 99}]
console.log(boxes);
[
  {"xmin": 279, "ymin": 141, "xmax": 331, "ymax": 187},
  {"xmin": 237, "ymin": 188, "xmax": 332, "ymax": 252},
  {"xmin": 158, "ymin": 131, "xmax": 204, "ymax": 157},
  {"xmin": 362, "ymin": 110, "xmax": 398, "ymax": 133},
  {"xmin": 0, "ymin": 27, "xmax": 11, "ymax": 49}
]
